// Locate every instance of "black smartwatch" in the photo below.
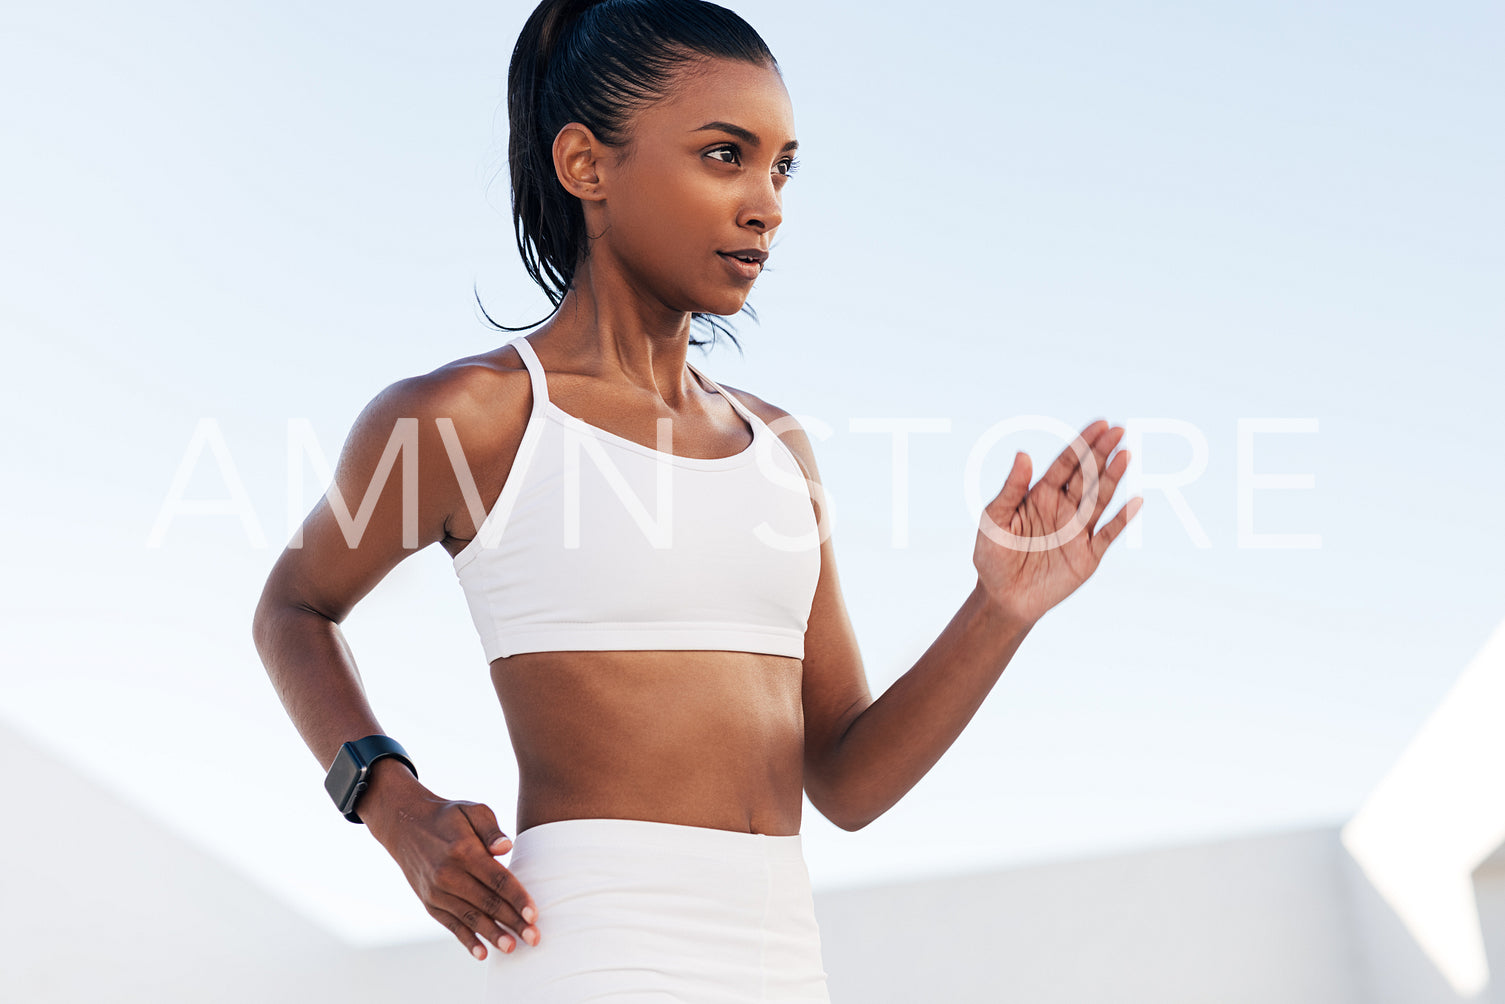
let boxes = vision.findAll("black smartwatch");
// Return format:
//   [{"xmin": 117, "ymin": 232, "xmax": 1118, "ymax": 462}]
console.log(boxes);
[{"xmin": 324, "ymin": 735, "xmax": 418, "ymax": 824}]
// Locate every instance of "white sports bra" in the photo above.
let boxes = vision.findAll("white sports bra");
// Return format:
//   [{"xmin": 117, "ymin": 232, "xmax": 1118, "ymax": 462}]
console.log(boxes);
[{"xmin": 451, "ymin": 335, "xmax": 821, "ymax": 663}]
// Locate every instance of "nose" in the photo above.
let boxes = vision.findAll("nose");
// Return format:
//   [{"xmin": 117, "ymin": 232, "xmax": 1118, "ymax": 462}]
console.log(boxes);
[{"xmin": 738, "ymin": 173, "xmax": 784, "ymax": 235}]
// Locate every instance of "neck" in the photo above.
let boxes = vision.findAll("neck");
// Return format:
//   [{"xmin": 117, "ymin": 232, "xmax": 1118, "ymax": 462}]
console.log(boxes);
[{"xmin": 531, "ymin": 274, "xmax": 703, "ymax": 404}]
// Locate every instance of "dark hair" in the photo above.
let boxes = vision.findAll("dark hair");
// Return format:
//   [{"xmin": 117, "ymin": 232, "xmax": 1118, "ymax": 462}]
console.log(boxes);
[{"xmin": 475, "ymin": 0, "xmax": 781, "ymax": 351}]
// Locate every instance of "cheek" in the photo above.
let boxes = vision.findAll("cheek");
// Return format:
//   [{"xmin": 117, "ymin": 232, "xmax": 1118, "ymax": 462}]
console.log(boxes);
[{"xmin": 613, "ymin": 173, "xmax": 726, "ymax": 262}]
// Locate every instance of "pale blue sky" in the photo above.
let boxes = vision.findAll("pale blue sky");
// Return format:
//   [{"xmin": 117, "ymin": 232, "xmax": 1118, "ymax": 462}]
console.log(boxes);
[{"xmin": 2, "ymin": 0, "xmax": 1500, "ymax": 944}]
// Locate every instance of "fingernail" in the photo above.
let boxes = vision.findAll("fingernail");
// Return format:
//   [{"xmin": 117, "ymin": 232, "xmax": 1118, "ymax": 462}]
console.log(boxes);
[
  {"xmin": 523, "ymin": 927, "xmax": 540, "ymax": 947},
  {"xmin": 472, "ymin": 945, "xmax": 485, "ymax": 961},
  {"xmin": 493, "ymin": 838, "xmax": 512, "ymax": 853},
  {"xmin": 522, "ymin": 905, "xmax": 537, "ymax": 923}
]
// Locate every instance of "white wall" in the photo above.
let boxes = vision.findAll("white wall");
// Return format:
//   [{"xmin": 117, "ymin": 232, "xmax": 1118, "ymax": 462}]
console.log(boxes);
[
  {"xmin": 1472, "ymin": 846, "xmax": 1505, "ymax": 1004},
  {"xmin": 813, "ymin": 825, "xmax": 1366, "ymax": 1004},
  {"xmin": 5, "ymin": 714, "xmax": 1501, "ymax": 1003},
  {"xmin": 0, "ymin": 721, "xmax": 483, "ymax": 1004}
]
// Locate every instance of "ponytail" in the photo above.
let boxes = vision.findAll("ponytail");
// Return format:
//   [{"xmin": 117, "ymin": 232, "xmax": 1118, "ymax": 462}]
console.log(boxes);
[{"xmin": 477, "ymin": 0, "xmax": 780, "ymax": 350}]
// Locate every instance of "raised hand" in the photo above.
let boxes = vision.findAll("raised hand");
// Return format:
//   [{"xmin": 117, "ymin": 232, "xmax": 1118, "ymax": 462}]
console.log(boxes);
[
  {"xmin": 362, "ymin": 775, "xmax": 541, "ymax": 961},
  {"xmin": 973, "ymin": 419, "xmax": 1143, "ymax": 628}
]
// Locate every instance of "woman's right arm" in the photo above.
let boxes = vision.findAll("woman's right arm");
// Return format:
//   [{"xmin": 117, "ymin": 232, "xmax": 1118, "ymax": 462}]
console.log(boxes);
[{"xmin": 250, "ymin": 368, "xmax": 540, "ymax": 961}]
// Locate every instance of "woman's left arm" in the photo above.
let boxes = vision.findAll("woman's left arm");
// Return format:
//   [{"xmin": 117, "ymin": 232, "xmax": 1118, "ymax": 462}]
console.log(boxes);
[{"xmin": 747, "ymin": 399, "xmax": 1142, "ymax": 832}]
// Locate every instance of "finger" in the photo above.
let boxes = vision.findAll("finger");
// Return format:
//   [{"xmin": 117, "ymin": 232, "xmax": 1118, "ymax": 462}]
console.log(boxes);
[
  {"xmin": 434, "ymin": 883, "xmax": 533, "ymax": 951},
  {"xmin": 426, "ymin": 902, "xmax": 514, "ymax": 961},
  {"xmin": 1084, "ymin": 446, "xmax": 1131, "ymax": 528},
  {"xmin": 445, "ymin": 806, "xmax": 541, "ymax": 933},
  {"xmin": 430, "ymin": 834, "xmax": 541, "ymax": 944},
  {"xmin": 457, "ymin": 801, "xmax": 513, "ymax": 856},
  {"xmin": 444, "ymin": 831, "xmax": 541, "ymax": 935},
  {"xmin": 1064, "ymin": 424, "xmax": 1122, "ymax": 505},
  {"xmin": 463, "ymin": 869, "xmax": 542, "ymax": 946},
  {"xmin": 1042, "ymin": 420, "xmax": 1108, "ymax": 495},
  {"xmin": 983, "ymin": 451, "xmax": 1032, "ymax": 527},
  {"xmin": 481, "ymin": 854, "xmax": 541, "ymax": 935},
  {"xmin": 432, "ymin": 807, "xmax": 540, "ymax": 941},
  {"xmin": 1092, "ymin": 496, "xmax": 1143, "ymax": 561}
]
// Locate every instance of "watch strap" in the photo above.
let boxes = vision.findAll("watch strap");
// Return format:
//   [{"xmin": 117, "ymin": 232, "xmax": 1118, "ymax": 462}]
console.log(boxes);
[{"xmin": 333, "ymin": 735, "xmax": 418, "ymax": 824}]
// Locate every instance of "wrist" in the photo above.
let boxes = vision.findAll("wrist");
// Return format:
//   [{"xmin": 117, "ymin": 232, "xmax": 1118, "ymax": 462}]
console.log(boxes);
[
  {"xmin": 357, "ymin": 756, "xmax": 426, "ymax": 830},
  {"xmin": 969, "ymin": 581, "xmax": 1037, "ymax": 639}
]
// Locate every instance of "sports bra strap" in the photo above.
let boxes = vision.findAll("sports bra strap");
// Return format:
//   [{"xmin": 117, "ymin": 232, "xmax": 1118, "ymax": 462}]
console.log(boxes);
[
  {"xmin": 685, "ymin": 360, "xmax": 759, "ymax": 429},
  {"xmin": 508, "ymin": 336, "xmax": 550, "ymax": 413},
  {"xmin": 513, "ymin": 336, "xmax": 755, "ymax": 433}
]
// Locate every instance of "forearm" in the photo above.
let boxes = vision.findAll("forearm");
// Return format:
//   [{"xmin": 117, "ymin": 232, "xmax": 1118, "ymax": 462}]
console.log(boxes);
[
  {"xmin": 813, "ymin": 583, "xmax": 1034, "ymax": 830},
  {"xmin": 250, "ymin": 597, "xmax": 425, "ymax": 822}
]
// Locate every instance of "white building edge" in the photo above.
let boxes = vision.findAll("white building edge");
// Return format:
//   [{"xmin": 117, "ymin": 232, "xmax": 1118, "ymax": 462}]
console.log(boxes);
[{"xmin": 5, "ymin": 618, "xmax": 1503, "ymax": 1003}]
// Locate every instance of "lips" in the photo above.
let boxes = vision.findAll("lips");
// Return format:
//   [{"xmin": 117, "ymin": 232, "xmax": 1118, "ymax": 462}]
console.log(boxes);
[
  {"xmin": 718, "ymin": 248, "xmax": 769, "ymax": 265},
  {"xmin": 718, "ymin": 252, "xmax": 763, "ymax": 281}
]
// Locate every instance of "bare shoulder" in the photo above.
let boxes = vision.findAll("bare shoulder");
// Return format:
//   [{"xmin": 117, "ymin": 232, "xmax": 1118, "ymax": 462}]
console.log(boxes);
[
  {"xmin": 342, "ymin": 342, "xmax": 537, "ymax": 549},
  {"xmin": 363, "ymin": 344, "xmax": 531, "ymax": 431},
  {"xmin": 262, "ymin": 343, "xmax": 537, "ymax": 623},
  {"xmin": 718, "ymin": 383, "xmax": 824, "ymax": 483}
]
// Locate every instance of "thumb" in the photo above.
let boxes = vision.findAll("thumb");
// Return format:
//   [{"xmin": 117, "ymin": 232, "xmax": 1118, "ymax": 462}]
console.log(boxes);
[
  {"xmin": 991, "ymin": 451, "xmax": 1031, "ymax": 517},
  {"xmin": 457, "ymin": 801, "xmax": 512, "ymax": 855}
]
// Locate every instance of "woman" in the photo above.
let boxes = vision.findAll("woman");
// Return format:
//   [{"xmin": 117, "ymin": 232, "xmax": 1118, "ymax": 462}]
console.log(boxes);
[{"xmin": 252, "ymin": 0, "xmax": 1142, "ymax": 1000}]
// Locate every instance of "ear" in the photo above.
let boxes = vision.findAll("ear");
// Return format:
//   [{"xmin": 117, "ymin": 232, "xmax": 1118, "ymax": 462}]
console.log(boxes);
[{"xmin": 553, "ymin": 122, "xmax": 608, "ymax": 203}]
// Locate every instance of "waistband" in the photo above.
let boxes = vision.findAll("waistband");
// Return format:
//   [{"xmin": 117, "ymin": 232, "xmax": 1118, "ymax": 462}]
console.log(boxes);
[{"xmin": 511, "ymin": 816, "xmax": 806, "ymax": 864}]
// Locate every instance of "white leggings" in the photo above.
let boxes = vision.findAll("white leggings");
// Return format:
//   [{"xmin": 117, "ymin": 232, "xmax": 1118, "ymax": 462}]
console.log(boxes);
[{"xmin": 484, "ymin": 816, "xmax": 832, "ymax": 1003}]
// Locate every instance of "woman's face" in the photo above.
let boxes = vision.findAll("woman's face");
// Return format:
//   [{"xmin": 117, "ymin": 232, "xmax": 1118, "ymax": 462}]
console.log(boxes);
[{"xmin": 565, "ymin": 57, "xmax": 798, "ymax": 319}]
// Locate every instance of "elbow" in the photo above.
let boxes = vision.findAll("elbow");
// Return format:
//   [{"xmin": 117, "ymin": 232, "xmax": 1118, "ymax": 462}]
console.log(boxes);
[
  {"xmin": 824, "ymin": 800, "xmax": 880, "ymax": 832},
  {"xmin": 251, "ymin": 583, "xmax": 281, "ymax": 657},
  {"xmin": 806, "ymin": 777, "xmax": 879, "ymax": 832},
  {"xmin": 252, "ymin": 606, "xmax": 273, "ymax": 650},
  {"xmin": 834, "ymin": 813, "xmax": 874, "ymax": 833},
  {"xmin": 250, "ymin": 579, "xmax": 299, "ymax": 659},
  {"xmin": 250, "ymin": 596, "xmax": 268, "ymax": 653},
  {"xmin": 806, "ymin": 744, "xmax": 884, "ymax": 832}
]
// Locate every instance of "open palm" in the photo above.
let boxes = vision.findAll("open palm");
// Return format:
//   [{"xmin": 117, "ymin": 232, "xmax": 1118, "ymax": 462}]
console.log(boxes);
[{"xmin": 973, "ymin": 419, "xmax": 1143, "ymax": 627}]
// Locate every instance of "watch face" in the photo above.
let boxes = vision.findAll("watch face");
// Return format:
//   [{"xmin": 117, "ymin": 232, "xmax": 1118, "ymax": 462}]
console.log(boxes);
[{"xmin": 324, "ymin": 745, "xmax": 365, "ymax": 809}]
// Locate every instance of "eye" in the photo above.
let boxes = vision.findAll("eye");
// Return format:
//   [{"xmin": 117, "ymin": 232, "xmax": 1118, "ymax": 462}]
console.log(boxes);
[{"xmin": 707, "ymin": 144, "xmax": 800, "ymax": 180}]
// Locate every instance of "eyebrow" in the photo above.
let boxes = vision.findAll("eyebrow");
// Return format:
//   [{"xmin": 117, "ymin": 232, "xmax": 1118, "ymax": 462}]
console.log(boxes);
[{"xmin": 691, "ymin": 121, "xmax": 799, "ymax": 154}]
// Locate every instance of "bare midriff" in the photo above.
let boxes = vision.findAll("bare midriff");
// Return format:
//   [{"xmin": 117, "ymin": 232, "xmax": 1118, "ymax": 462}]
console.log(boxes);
[{"xmin": 489, "ymin": 649, "xmax": 806, "ymax": 837}]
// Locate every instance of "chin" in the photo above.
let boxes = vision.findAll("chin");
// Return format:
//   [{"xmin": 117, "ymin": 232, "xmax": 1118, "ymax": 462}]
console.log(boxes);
[{"xmin": 701, "ymin": 292, "xmax": 752, "ymax": 317}]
